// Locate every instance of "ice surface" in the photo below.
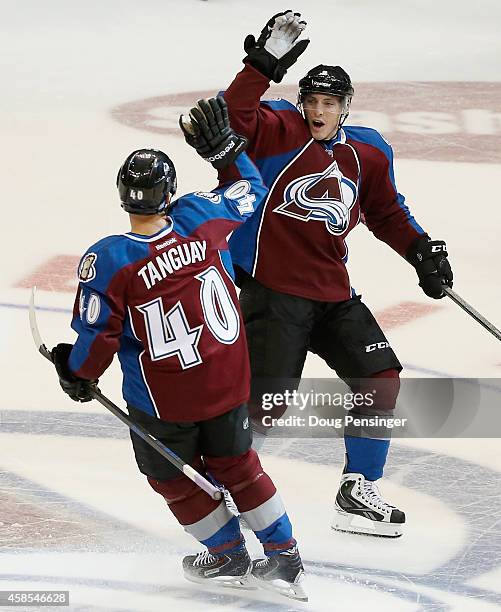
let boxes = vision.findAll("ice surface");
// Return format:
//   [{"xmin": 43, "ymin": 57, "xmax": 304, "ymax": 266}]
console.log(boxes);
[{"xmin": 1, "ymin": 0, "xmax": 501, "ymax": 610}]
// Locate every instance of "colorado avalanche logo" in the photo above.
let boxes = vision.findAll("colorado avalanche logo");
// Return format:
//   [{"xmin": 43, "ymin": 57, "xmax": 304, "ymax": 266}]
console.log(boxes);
[{"xmin": 274, "ymin": 161, "xmax": 357, "ymax": 235}]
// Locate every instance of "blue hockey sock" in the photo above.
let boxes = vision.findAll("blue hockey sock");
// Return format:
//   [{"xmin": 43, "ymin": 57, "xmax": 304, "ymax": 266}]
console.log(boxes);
[
  {"xmin": 344, "ymin": 435, "xmax": 390, "ymax": 481},
  {"xmin": 201, "ymin": 516, "xmax": 245, "ymax": 555},
  {"xmin": 253, "ymin": 512, "xmax": 295, "ymax": 556}
]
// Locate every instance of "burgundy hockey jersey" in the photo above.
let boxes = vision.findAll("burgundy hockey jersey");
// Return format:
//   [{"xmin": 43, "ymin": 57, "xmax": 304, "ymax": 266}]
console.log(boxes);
[
  {"xmin": 223, "ymin": 65, "xmax": 425, "ymax": 302},
  {"xmin": 68, "ymin": 153, "xmax": 267, "ymax": 421}
]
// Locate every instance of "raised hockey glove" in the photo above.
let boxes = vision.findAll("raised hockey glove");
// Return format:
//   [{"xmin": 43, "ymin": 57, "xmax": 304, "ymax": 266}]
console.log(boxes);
[
  {"xmin": 179, "ymin": 96, "xmax": 248, "ymax": 170},
  {"xmin": 406, "ymin": 235, "xmax": 453, "ymax": 299},
  {"xmin": 52, "ymin": 343, "xmax": 98, "ymax": 402},
  {"xmin": 243, "ymin": 10, "xmax": 309, "ymax": 83}
]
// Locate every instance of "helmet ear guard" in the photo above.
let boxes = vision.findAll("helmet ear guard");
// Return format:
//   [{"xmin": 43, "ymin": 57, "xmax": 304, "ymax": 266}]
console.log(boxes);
[{"xmin": 117, "ymin": 149, "xmax": 177, "ymax": 215}]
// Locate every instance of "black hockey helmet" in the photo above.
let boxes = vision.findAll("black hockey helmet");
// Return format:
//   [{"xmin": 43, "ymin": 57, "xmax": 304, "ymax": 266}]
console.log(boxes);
[
  {"xmin": 299, "ymin": 64, "xmax": 354, "ymax": 99},
  {"xmin": 298, "ymin": 65, "xmax": 354, "ymax": 132},
  {"xmin": 117, "ymin": 149, "xmax": 177, "ymax": 215}
]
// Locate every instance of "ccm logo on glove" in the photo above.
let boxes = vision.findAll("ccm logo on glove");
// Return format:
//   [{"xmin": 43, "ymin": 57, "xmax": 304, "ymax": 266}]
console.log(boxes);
[{"xmin": 406, "ymin": 235, "xmax": 453, "ymax": 299}]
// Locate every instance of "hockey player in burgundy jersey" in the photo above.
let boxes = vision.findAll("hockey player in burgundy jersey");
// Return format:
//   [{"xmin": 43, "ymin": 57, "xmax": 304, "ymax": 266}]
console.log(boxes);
[
  {"xmin": 50, "ymin": 97, "xmax": 307, "ymax": 601},
  {"xmin": 220, "ymin": 12, "xmax": 453, "ymax": 539}
]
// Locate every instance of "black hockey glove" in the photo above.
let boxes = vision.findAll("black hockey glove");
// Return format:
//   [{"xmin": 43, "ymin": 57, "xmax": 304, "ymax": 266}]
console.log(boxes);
[
  {"xmin": 52, "ymin": 343, "xmax": 98, "ymax": 402},
  {"xmin": 406, "ymin": 235, "xmax": 453, "ymax": 299},
  {"xmin": 179, "ymin": 96, "xmax": 247, "ymax": 170},
  {"xmin": 243, "ymin": 10, "xmax": 309, "ymax": 83}
]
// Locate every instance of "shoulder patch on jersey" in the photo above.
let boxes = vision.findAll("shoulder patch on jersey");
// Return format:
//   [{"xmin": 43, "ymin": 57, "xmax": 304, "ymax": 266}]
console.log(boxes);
[
  {"xmin": 78, "ymin": 252, "xmax": 97, "ymax": 283},
  {"xmin": 194, "ymin": 191, "xmax": 222, "ymax": 204}
]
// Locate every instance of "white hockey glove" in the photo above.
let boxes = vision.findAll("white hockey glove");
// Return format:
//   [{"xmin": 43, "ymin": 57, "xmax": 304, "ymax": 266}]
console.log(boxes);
[
  {"xmin": 244, "ymin": 10, "xmax": 309, "ymax": 83},
  {"xmin": 264, "ymin": 11, "xmax": 307, "ymax": 59}
]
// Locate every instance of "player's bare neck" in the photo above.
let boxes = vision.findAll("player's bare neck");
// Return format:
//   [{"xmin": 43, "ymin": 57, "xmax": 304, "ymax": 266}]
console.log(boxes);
[{"xmin": 129, "ymin": 213, "xmax": 168, "ymax": 237}]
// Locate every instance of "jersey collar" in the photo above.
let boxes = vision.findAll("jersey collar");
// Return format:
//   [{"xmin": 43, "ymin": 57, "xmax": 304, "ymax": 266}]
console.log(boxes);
[
  {"xmin": 322, "ymin": 128, "xmax": 346, "ymax": 149},
  {"xmin": 124, "ymin": 216, "xmax": 174, "ymax": 242}
]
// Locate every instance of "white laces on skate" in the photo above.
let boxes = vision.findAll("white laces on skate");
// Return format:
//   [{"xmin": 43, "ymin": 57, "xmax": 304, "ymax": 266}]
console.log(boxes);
[
  {"xmin": 193, "ymin": 550, "xmax": 218, "ymax": 567},
  {"xmin": 360, "ymin": 480, "xmax": 394, "ymax": 512},
  {"xmin": 255, "ymin": 546, "xmax": 297, "ymax": 568}
]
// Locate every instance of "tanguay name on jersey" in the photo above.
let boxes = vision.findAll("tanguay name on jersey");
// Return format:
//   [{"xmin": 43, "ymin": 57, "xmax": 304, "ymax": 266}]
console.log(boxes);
[
  {"xmin": 221, "ymin": 65, "xmax": 426, "ymax": 302},
  {"xmin": 68, "ymin": 153, "xmax": 267, "ymax": 422},
  {"xmin": 137, "ymin": 240, "xmax": 207, "ymax": 289}
]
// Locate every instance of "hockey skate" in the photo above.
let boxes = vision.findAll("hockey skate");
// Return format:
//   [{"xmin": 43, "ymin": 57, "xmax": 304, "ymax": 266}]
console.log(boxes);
[
  {"xmin": 332, "ymin": 472, "xmax": 405, "ymax": 538},
  {"xmin": 250, "ymin": 545, "xmax": 308, "ymax": 602},
  {"xmin": 183, "ymin": 548, "xmax": 255, "ymax": 590}
]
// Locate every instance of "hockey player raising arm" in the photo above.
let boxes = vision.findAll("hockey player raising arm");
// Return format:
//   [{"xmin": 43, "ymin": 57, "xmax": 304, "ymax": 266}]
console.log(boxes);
[
  {"xmin": 220, "ymin": 12, "xmax": 453, "ymax": 538},
  {"xmin": 50, "ymin": 97, "xmax": 307, "ymax": 601}
]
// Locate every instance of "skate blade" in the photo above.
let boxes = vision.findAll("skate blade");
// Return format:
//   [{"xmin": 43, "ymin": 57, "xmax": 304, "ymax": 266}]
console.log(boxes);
[
  {"xmin": 184, "ymin": 571, "xmax": 257, "ymax": 591},
  {"xmin": 332, "ymin": 508, "xmax": 403, "ymax": 538},
  {"xmin": 250, "ymin": 573, "xmax": 308, "ymax": 602}
]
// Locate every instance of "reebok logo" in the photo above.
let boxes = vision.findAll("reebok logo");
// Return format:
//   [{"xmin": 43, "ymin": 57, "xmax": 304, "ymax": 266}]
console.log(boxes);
[
  {"xmin": 206, "ymin": 140, "xmax": 235, "ymax": 162},
  {"xmin": 155, "ymin": 237, "xmax": 177, "ymax": 250},
  {"xmin": 365, "ymin": 341, "xmax": 390, "ymax": 353}
]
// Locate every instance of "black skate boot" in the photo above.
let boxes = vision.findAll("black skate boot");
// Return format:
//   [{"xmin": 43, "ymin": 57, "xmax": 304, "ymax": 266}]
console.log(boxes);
[
  {"xmin": 183, "ymin": 548, "xmax": 254, "ymax": 589},
  {"xmin": 251, "ymin": 545, "xmax": 307, "ymax": 601},
  {"xmin": 332, "ymin": 472, "xmax": 405, "ymax": 538}
]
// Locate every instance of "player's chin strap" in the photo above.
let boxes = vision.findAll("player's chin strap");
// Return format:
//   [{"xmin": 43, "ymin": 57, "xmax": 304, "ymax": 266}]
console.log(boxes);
[
  {"xmin": 28, "ymin": 287, "xmax": 222, "ymax": 501},
  {"xmin": 443, "ymin": 286, "xmax": 501, "ymax": 341}
]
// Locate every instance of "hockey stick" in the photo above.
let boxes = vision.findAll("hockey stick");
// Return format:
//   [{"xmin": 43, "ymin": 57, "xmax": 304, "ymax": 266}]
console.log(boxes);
[
  {"xmin": 28, "ymin": 287, "xmax": 222, "ymax": 501},
  {"xmin": 443, "ymin": 286, "xmax": 501, "ymax": 342}
]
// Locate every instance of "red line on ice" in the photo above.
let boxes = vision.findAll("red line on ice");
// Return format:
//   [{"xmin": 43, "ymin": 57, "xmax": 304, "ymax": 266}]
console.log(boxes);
[{"xmin": 376, "ymin": 301, "xmax": 442, "ymax": 330}]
